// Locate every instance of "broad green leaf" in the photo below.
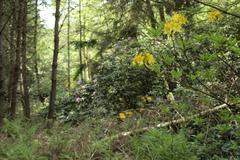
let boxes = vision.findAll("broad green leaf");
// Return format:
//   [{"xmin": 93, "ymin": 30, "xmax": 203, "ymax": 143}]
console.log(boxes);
[{"xmin": 171, "ymin": 69, "xmax": 183, "ymax": 80}]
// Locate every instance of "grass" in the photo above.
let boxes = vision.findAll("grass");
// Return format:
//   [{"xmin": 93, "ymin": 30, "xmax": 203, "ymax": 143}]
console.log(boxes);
[{"xmin": 0, "ymin": 103, "xmax": 240, "ymax": 160}]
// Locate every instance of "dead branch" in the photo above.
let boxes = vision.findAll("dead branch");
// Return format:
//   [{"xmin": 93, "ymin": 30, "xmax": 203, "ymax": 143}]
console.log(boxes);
[{"xmin": 100, "ymin": 103, "xmax": 230, "ymax": 143}]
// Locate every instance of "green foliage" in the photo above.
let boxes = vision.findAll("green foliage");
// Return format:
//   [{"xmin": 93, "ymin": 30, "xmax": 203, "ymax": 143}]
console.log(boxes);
[
  {"xmin": 130, "ymin": 129, "xmax": 198, "ymax": 160},
  {"xmin": 0, "ymin": 119, "xmax": 40, "ymax": 160},
  {"xmin": 189, "ymin": 109, "xmax": 240, "ymax": 159},
  {"xmin": 55, "ymin": 53, "xmax": 159, "ymax": 123},
  {"xmin": 73, "ymin": 39, "xmax": 98, "ymax": 49},
  {"xmin": 92, "ymin": 54, "xmax": 158, "ymax": 111},
  {"xmin": 3, "ymin": 0, "xmax": 240, "ymax": 159},
  {"xmin": 55, "ymin": 84, "xmax": 95, "ymax": 124}
]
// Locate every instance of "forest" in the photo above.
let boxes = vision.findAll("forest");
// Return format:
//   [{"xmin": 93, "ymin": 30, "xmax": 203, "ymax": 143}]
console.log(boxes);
[{"xmin": 0, "ymin": 0, "xmax": 240, "ymax": 159}]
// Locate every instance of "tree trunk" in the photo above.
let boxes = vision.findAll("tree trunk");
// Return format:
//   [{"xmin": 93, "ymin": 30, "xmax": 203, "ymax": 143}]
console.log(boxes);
[
  {"xmin": 0, "ymin": 0, "xmax": 5, "ymax": 127},
  {"xmin": 83, "ymin": 13, "xmax": 87, "ymax": 81},
  {"xmin": 10, "ymin": 0, "xmax": 23, "ymax": 119},
  {"xmin": 79, "ymin": 0, "xmax": 83, "ymax": 82},
  {"xmin": 83, "ymin": 13, "xmax": 89, "ymax": 80},
  {"xmin": 67, "ymin": 0, "xmax": 71, "ymax": 91},
  {"xmin": 48, "ymin": 0, "xmax": 61, "ymax": 120},
  {"xmin": 7, "ymin": 0, "xmax": 16, "ymax": 105},
  {"xmin": 21, "ymin": 0, "xmax": 30, "ymax": 119},
  {"xmin": 33, "ymin": 0, "xmax": 41, "ymax": 102}
]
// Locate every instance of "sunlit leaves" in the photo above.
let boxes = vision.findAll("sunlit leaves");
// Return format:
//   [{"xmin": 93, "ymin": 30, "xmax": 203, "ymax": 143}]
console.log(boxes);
[
  {"xmin": 200, "ymin": 53, "xmax": 218, "ymax": 62},
  {"xmin": 171, "ymin": 69, "xmax": 183, "ymax": 80},
  {"xmin": 163, "ymin": 54, "xmax": 175, "ymax": 65},
  {"xmin": 147, "ymin": 63, "xmax": 161, "ymax": 74}
]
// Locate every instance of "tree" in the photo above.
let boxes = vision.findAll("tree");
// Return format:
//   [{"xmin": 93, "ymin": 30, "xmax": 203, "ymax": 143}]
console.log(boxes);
[
  {"xmin": 33, "ymin": 0, "xmax": 41, "ymax": 102},
  {"xmin": 48, "ymin": 0, "xmax": 61, "ymax": 121},
  {"xmin": 67, "ymin": 0, "xmax": 71, "ymax": 91},
  {"xmin": 21, "ymin": 0, "xmax": 30, "ymax": 119},
  {"xmin": 79, "ymin": 0, "xmax": 83, "ymax": 81},
  {"xmin": 0, "ymin": 0, "xmax": 5, "ymax": 127},
  {"xmin": 10, "ymin": 0, "xmax": 23, "ymax": 119},
  {"xmin": 7, "ymin": 0, "xmax": 16, "ymax": 105}
]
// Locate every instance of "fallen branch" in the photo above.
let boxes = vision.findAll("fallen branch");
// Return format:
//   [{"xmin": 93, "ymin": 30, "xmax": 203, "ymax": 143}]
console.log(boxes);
[{"xmin": 100, "ymin": 103, "xmax": 230, "ymax": 143}]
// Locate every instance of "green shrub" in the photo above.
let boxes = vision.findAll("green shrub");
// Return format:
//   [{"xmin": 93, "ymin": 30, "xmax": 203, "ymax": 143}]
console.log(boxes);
[
  {"xmin": 190, "ymin": 110, "xmax": 240, "ymax": 159},
  {"xmin": 130, "ymin": 129, "xmax": 198, "ymax": 160},
  {"xmin": 55, "ymin": 54, "xmax": 158, "ymax": 123},
  {"xmin": 92, "ymin": 54, "xmax": 157, "ymax": 111}
]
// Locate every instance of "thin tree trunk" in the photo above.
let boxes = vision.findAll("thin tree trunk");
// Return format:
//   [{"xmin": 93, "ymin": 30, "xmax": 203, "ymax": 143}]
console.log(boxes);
[
  {"xmin": 67, "ymin": 0, "xmax": 71, "ymax": 91},
  {"xmin": 83, "ymin": 13, "xmax": 89, "ymax": 80},
  {"xmin": 10, "ymin": 0, "xmax": 23, "ymax": 119},
  {"xmin": 21, "ymin": 0, "xmax": 30, "ymax": 119},
  {"xmin": 83, "ymin": 12, "xmax": 87, "ymax": 81},
  {"xmin": 33, "ymin": 0, "xmax": 41, "ymax": 102},
  {"xmin": 79, "ymin": 0, "xmax": 83, "ymax": 82},
  {"xmin": 48, "ymin": 0, "xmax": 61, "ymax": 121},
  {"xmin": 0, "ymin": 0, "xmax": 5, "ymax": 127},
  {"xmin": 8, "ymin": 1, "xmax": 16, "ymax": 105}
]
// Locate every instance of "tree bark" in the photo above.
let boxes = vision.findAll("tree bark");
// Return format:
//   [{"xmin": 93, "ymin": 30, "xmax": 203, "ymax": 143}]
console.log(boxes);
[
  {"xmin": 0, "ymin": 0, "xmax": 5, "ymax": 127},
  {"xmin": 33, "ymin": 0, "xmax": 41, "ymax": 102},
  {"xmin": 83, "ymin": 12, "xmax": 88, "ymax": 81},
  {"xmin": 7, "ymin": 0, "xmax": 16, "ymax": 105},
  {"xmin": 10, "ymin": 0, "xmax": 23, "ymax": 119},
  {"xmin": 83, "ymin": 13, "xmax": 89, "ymax": 81},
  {"xmin": 48, "ymin": 0, "xmax": 61, "ymax": 120},
  {"xmin": 21, "ymin": 0, "xmax": 31, "ymax": 119},
  {"xmin": 67, "ymin": 0, "xmax": 71, "ymax": 91},
  {"xmin": 79, "ymin": 0, "xmax": 83, "ymax": 81}
]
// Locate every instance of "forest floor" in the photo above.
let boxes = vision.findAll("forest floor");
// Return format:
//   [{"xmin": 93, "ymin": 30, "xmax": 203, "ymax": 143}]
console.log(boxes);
[{"xmin": 0, "ymin": 102, "xmax": 239, "ymax": 160}]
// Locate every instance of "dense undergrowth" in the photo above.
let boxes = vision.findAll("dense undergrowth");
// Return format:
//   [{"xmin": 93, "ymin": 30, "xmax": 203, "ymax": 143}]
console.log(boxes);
[
  {"xmin": 1, "ymin": 104, "xmax": 240, "ymax": 160},
  {"xmin": 1, "ymin": 1, "xmax": 240, "ymax": 160}
]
